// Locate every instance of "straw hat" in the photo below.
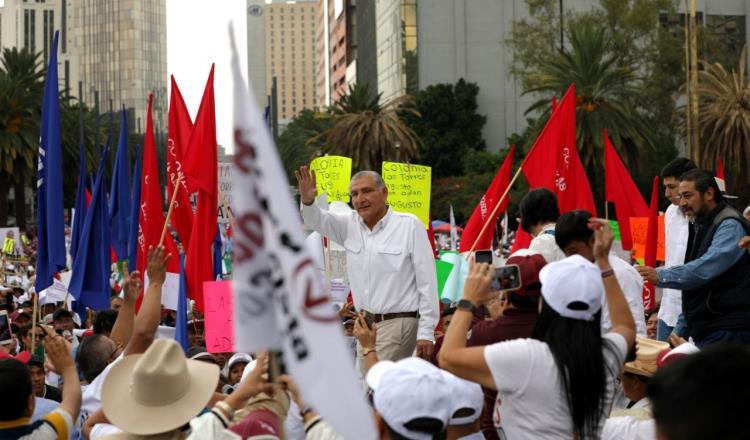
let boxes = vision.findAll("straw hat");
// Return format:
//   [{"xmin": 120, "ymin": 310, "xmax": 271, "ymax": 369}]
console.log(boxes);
[
  {"xmin": 101, "ymin": 339, "xmax": 220, "ymax": 435},
  {"xmin": 624, "ymin": 336, "xmax": 670, "ymax": 378}
]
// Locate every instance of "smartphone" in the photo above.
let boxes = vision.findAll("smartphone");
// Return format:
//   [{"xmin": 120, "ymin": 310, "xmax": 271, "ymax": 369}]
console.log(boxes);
[
  {"xmin": 363, "ymin": 313, "xmax": 374, "ymax": 329},
  {"xmin": 475, "ymin": 249, "xmax": 493, "ymax": 265},
  {"xmin": 491, "ymin": 264, "xmax": 522, "ymax": 292},
  {"xmin": 267, "ymin": 351, "xmax": 287, "ymax": 383},
  {"xmin": 0, "ymin": 311, "xmax": 11, "ymax": 345},
  {"xmin": 343, "ymin": 319, "xmax": 355, "ymax": 329}
]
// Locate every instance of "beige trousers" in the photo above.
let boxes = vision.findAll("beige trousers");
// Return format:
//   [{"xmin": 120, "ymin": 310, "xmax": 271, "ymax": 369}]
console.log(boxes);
[{"xmin": 356, "ymin": 316, "xmax": 418, "ymax": 375}]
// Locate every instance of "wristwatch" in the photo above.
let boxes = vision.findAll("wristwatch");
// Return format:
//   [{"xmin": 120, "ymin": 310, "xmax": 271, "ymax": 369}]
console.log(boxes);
[{"xmin": 457, "ymin": 299, "xmax": 477, "ymax": 313}]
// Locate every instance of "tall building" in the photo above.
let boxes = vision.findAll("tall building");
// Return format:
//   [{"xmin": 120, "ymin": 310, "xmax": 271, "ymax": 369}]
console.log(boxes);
[
  {"xmin": 246, "ymin": 1, "xmax": 267, "ymax": 109},
  {"xmin": 69, "ymin": 0, "xmax": 167, "ymax": 134},
  {"xmin": 374, "ymin": 0, "xmax": 417, "ymax": 103},
  {"xmin": 315, "ymin": 0, "xmax": 356, "ymax": 108},
  {"xmin": 263, "ymin": 0, "xmax": 318, "ymax": 121},
  {"xmin": 355, "ymin": 0, "xmax": 377, "ymax": 100}
]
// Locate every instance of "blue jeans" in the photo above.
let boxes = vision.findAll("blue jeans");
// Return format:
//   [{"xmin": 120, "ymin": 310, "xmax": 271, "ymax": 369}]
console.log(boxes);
[
  {"xmin": 695, "ymin": 330, "xmax": 750, "ymax": 348},
  {"xmin": 657, "ymin": 319, "xmax": 674, "ymax": 342}
]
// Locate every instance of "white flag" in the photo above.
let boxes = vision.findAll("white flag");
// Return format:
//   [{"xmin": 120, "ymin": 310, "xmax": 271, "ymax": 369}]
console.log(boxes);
[
  {"xmin": 229, "ymin": 24, "xmax": 376, "ymax": 439},
  {"xmin": 449, "ymin": 204, "xmax": 458, "ymax": 251}
]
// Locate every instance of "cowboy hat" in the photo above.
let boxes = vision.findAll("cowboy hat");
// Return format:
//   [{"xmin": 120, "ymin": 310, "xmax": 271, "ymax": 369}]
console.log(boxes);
[
  {"xmin": 624, "ymin": 336, "xmax": 670, "ymax": 378},
  {"xmin": 101, "ymin": 339, "xmax": 219, "ymax": 435}
]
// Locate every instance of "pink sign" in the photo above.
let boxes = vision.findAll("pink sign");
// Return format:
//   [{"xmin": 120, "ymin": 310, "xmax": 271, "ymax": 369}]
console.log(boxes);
[{"xmin": 203, "ymin": 281, "xmax": 234, "ymax": 353}]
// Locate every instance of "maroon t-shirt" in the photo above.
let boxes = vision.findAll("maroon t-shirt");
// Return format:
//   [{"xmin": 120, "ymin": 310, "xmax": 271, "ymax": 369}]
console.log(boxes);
[{"xmin": 467, "ymin": 308, "xmax": 538, "ymax": 440}]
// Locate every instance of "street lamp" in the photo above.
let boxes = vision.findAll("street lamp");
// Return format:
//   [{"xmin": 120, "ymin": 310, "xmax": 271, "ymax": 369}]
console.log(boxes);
[{"xmin": 395, "ymin": 141, "xmax": 401, "ymax": 162}]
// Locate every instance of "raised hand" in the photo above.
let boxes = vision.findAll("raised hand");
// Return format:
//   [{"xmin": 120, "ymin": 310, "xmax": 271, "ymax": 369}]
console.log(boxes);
[
  {"xmin": 146, "ymin": 246, "xmax": 171, "ymax": 286},
  {"xmin": 122, "ymin": 267, "xmax": 143, "ymax": 303},
  {"xmin": 589, "ymin": 218, "xmax": 614, "ymax": 262},
  {"xmin": 294, "ymin": 165, "xmax": 318, "ymax": 205}
]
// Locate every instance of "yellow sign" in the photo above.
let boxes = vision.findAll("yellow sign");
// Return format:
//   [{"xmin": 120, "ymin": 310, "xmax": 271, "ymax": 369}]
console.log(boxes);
[
  {"xmin": 2, "ymin": 238, "xmax": 15, "ymax": 255},
  {"xmin": 381, "ymin": 161, "xmax": 431, "ymax": 228},
  {"xmin": 311, "ymin": 156, "xmax": 353, "ymax": 203}
]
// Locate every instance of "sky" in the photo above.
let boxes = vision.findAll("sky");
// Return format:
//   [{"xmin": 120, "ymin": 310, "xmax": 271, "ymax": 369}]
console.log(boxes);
[{"xmin": 166, "ymin": 0, "xmax": 249, "ymax": 153}]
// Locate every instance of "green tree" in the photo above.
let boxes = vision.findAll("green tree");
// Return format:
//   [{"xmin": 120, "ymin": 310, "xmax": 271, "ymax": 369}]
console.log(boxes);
[
  {"xmin": 278, "ymin": 109, "xmax": 331, "ymax": 183},
  {"xmin": 314, "ymin": 83, "xmax": 421, "ymax": 171},
  {"xmin": 404, "ymin": 79, "xmax": 488, "ymax": 178}
]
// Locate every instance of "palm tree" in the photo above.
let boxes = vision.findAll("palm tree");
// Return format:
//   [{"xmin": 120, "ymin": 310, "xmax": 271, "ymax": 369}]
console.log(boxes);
[
  {"xmin": 312, "ymin": 83, "xmax": 422, "ymax": 171},
  {"xmin": 523, "ymin": 21, "xmax": 659, "ymax": 201},
  {"xmin": 0, "ymin": 48, "xmax": 44, "ymax": 227},
  {"xmin": 679, "ymin": 45, "xmax": 750, "ymax": 192}
]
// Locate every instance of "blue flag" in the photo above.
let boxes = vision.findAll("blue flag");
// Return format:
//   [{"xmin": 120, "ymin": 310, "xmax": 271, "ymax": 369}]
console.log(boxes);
[
  {"xmin": 70, "ymin": 142, "xmax": 87, "ymax": 263},
  {"xmin": 35, "ymin": 31, "xmax": 66, "ymax": 293},
  {"xmin": 109, "ymin": 107, "xmax": 131, "ymax": 260},
  {"xmin": 175, "ymin": 254, "xmax": 189, "ymax": 352},
  {"xmin": 69, "ymin": 146, "xmax": 112, "ymax": 311},
  {"xmin": 212, "ymin": 229, "xmax": 222, "ymax": 280},
  {"xmin": 127, "ymin": 144, "xmax": 143, "ymax": 273}
]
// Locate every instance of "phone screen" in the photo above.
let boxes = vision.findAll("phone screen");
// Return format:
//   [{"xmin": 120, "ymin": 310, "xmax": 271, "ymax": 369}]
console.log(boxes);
[
  {"xmin": 0, "ymin": 311, "xmax": 11, "ymax": 345},
  {"xmin": 491, "ymin": 265, "xmax": 522, "ymax": 292},
  {"xmin": 475, "ymin": 249, "xmax": 493, "ymax": 265}
]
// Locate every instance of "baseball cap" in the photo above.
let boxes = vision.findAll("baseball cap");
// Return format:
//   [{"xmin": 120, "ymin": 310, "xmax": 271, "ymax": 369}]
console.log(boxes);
[
  {"xmin": 440, "ymin": 370, "xmax": 484, "ymax": 426},
  {"xmin": 506, "ymin": 252, "xmax": 547, "ymax": 296},
  {"xmin": 656, "ymin": 342, "xmax": 700, "ymax": 368},
  {"xmin": 366, "ymin": 358, "xmax": 452, "ymax": 440},
  {"xmin": 227, "ymin": 352, "xmax": 253, "ymax": 371},
  {"xmin": 0, "ymin": 351, "xmax": 31, "ymax": 364},
  {"xmin": 539, "ymin": 254, "xmax": 603, "ymax": 321}
]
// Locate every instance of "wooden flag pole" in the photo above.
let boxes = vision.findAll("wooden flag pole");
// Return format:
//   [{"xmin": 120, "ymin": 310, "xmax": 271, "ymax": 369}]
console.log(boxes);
[
  {"xmin": 160, "ymin": 173, "xmax": 184, "ymax": 246},
  {"xmin": 468, "ymin": 165, "xmax": 525, "ymax": 254}
]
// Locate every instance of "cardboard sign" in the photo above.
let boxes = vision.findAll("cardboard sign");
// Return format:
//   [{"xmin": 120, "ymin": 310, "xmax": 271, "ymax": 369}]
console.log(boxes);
[
  {"xmin": 143, "ymin": 272, "xmax": 181, "ymax": 311},
  {"xmin": 218, "ymin": 162, "xmax": 233, "ymax": 224},
  {"xmin": 381, "ymin": 162, "xmax": 431, "ymax": 228},
  {"xmin": 630, "ymin": 216, "xmax": 666, "ymax": 263},
  {"xmin": 311, "ymin": 156, "xmax": 353, "ymax": 202},
  {"xmin": 203, "ymin": 280, "xmax": 234, "ymax": 353}
]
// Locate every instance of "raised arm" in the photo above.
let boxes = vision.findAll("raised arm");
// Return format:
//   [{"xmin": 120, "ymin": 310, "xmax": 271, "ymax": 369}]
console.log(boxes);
[
  {"xmin": 43, "ymin": 325, "xmax": 82, "ymax": 422},
  {"xmin": 296, "ymin": 165, "xmax": 349, "ymax": 244},
  {"xmin": 108, "ymin": 267, "xmax": 142, "ymax": 347},
  {"xmin": 591, "ymin": 218, "xmax": 636, "ymax": 349},
  {"xmin": 124, "ymin": 246, "xmax": 171, "ymax": 356}
]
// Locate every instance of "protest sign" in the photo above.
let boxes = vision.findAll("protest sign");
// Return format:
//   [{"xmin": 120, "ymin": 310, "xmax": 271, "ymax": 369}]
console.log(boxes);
[
  {"xmin": 143, "ymin": 272, "xmax": 181, "ymax": 311},
  {"xmin": 311, "ymin": 156, "xmax": 352, "ymax": 203},
  {"xmin": 218, "ymin": 162, "xmax": 233, "ymax": 224},
  {"xmin": 381, "ymin": 161, "xmax": 431, "ymax": 228},
  {"xmin": 630, "ymin": 216, "xmax": 665, "ymax": 263},
  {"xmin": 204, "ymin": 280, "xmax": 234, "ymax": 353}
]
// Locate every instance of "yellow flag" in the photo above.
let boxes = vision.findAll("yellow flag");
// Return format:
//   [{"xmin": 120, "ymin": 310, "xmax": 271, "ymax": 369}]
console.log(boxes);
[
  {"xmin": 311, "ymin": 156, "xmax": 353, "ymax": 203},
  {"xmin": 381, "ymin": 161, "xmax": 431, "ymax": 228},
  {"xmin": 2, "ymin": 238, "xmax": 15, "ymax": 255}
]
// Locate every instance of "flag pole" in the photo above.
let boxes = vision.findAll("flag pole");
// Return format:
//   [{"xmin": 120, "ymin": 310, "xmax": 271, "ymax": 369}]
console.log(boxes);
[
  {"xmin": 160, "ymin": 173, "xmax": 183, "ymax": 246},
  {"xmin": 30, "ymin": 292, "xmax": 38, "ymax": 353},
  {"xmin": 468, "ymin": 165, "xmax": 525, "ymax": 254}
]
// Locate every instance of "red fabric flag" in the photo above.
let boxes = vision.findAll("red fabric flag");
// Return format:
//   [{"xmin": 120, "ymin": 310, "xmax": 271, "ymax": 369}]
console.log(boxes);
[
  {"xmin": 167, "ymin": 76, "xmax": 195, "ymax": 248},
  {"xmin": 509, "ymin": 225, "xmax": 533, "ymax": 255},
  {"xmin": 642, "ymin": 176, "xmax": 659, "ymax": 310},
  {"xmin": 521, "ymin": 84, "xmax": 596, "ymax": 215},
  {"xmin": 604, "ymin": 129, "xmax": 648, "ymax": 250},
  {"xmin": 459, "ymin": 145, "xmax": 515, "ymax": 252},
  {"xmin": 717, "ymin": 158, "xmax": 725, "ymax": 180},
  {"xmin": 136, "ymin": 94, "xmax": 181, "ymax": 309},
  {"xmin": 183, "ymin": 65, "xmax": 218, "ymax": 311}
]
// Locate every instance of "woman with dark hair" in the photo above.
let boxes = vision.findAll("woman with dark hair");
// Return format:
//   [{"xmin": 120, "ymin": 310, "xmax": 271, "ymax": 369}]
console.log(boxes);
[{"xmin": 439, "ymin": 219, "xmax": 636, "ymax": 439}]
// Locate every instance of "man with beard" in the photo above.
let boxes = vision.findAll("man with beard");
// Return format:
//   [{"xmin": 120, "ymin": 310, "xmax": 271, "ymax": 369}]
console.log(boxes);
[{"xmin": 637, "ymin": 169, "xmax": 750, "ymax": 347}]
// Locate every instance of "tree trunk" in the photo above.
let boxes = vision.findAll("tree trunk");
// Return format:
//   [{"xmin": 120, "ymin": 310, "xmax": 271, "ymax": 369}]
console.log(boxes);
[{"xmin": 13, "ymin": 165, "xmax": 26, "ymax": 230}]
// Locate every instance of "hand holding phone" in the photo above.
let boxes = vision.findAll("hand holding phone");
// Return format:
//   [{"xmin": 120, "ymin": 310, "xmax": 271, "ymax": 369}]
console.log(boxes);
[{"xmin": 492, "ymin": 264, "xmax": 522, "ymax": 292}]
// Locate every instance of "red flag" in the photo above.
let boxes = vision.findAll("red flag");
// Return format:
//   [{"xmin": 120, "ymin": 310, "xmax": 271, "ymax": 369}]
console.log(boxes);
[
  {"xmin": 604, "ymin": 129, "xmax": 648, "ymax": 250},
  {"xmin": 521, "ymin": 84, "xmax": 596, "ymax": 214},
  {"xmin": 717, "ymin": 158, "xmax": 725, "ymax": 180},
  {"xmin": 509, "ymin": 225, "xmax": 533, "ymax": 255},
  {"xmin": 459, "ymin": 146, "xmax": 515, "ymax": 252},
  {"xmin": 183, "ymin": 65, "xmax": 218, "ymax": 311},
  {"xmin": 167, "ymin": 76, "xmax": 195, "ymax": 247},
  {"xmin": 642, "ymin": 176, "xmax": 659, "ymax": 310},
  {"xmin": 136, "ymin": 94, "xmax": 181, "ymax": 308},
  {"xmin": 551, "ymin": 95, "xmax": 558, "ymax": 112}
]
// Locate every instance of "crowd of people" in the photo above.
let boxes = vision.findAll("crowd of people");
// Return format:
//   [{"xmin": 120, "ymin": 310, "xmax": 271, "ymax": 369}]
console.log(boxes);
[{"xmin": 0, "ymin": 158, "xmax": 749, "ymax": 439}]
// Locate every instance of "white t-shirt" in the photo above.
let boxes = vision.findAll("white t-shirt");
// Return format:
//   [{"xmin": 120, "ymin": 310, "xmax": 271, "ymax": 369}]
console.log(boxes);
[
  {"xmin": 601, "ymin": 255, "xmax": 647, "ymax": 336},
  {"xmin": 528, "ymin": 224, "xmax": 566, "ymax": 264},
  {"xmin": 661, "ymin": 204, "xmax": 689, "ymax": 326},
  {"xmin": 79, "ymin": 354, "xmax": 124, "ymax": 429},
  {"xmin": 484, "ymin": 333, "xmax": 628, "ymax": 440}
]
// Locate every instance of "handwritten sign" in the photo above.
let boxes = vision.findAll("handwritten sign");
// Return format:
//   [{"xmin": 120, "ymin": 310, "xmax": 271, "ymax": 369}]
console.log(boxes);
[
  {"xmin": 629, "ymin": 216, "xmax": 665, "ymax": 263},
  {"xmin": 381, "ymin": 161, "xmax": 431, "ymax": 228},
  {"xmin": 204, "ymin": 280, "xmax": 234, "ymax": 353},
  {"xmin": 217, "ymin": 162, "xmax": 233, "ymax": 224},
  {"xmin": 311, "ymin": 156, "xmax": 352, "ymax": 202}
]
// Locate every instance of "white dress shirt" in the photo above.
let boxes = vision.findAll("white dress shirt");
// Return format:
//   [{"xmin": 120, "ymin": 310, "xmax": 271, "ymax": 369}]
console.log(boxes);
[
  {"xmin": 528, "ymin": 223, "xmax": 566, "ymax": 263},
  {"xmin": 661, "ymin": 204, "xmax": 689, "ymax": 326},
  {"xmin": 602, "ymin": 254, "xmax": 647, "ymax": 336},
  {"xmin": 301, "ymin": 200, "xmax": 439, "ymax": 342}
]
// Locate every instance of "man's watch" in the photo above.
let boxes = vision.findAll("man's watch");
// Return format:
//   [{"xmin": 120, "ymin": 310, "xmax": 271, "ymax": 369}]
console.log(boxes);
[{"xmin": 457, "ymin": 299, "xmax": 477, "ymax": 313}]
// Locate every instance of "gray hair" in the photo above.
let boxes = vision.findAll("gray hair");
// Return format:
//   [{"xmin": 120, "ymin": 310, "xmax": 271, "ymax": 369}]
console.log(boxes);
[{"xmin": 350, "ymin": 170, "xmax": 386, "ymax": 189}]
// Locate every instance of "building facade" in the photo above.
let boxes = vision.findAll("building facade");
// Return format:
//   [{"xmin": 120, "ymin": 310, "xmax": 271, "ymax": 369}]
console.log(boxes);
[
  {"xmin": 264, "ymin": 0, "xmax": 318, "ymax": 121},
  {"xmin": 246, "ymin": 1, "xmax": 268, "ymax": 110}
]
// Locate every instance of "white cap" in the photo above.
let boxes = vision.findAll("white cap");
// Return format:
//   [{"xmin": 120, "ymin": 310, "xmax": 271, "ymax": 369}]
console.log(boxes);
[
  {"xmin": 539, "ymin": 254, "xmax": 603, "ymax": 321},
  {"xmin": 226, "ymin": 353, "xmax": 253, "ymax": 375},
  {"xmin": 744, "ymin": 206, "xmax": 750, "ymax": 216},
  {"xmin": 440, "ymin": 370, "xmax": 484, "ymax": 425},
  {"xmin": 366, "ymin": 358, "xmax": 452, "ymax": 440}
]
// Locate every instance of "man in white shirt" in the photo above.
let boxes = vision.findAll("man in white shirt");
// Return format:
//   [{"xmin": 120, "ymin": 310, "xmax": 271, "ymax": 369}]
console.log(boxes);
[
  {"xmin": 295, "ymin": 166, "xmax": 439, "ymax": 364},
  {"xmin": 519, "ymin": 188, "xmax": 566, "ymax": 263},
  {"xmin": 657, "ymin": 158, "xmax": 695, "ymax": 340},
  {"xmin": 555, "ymin": 210, "xmax": 647, "ymax": 335}
]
